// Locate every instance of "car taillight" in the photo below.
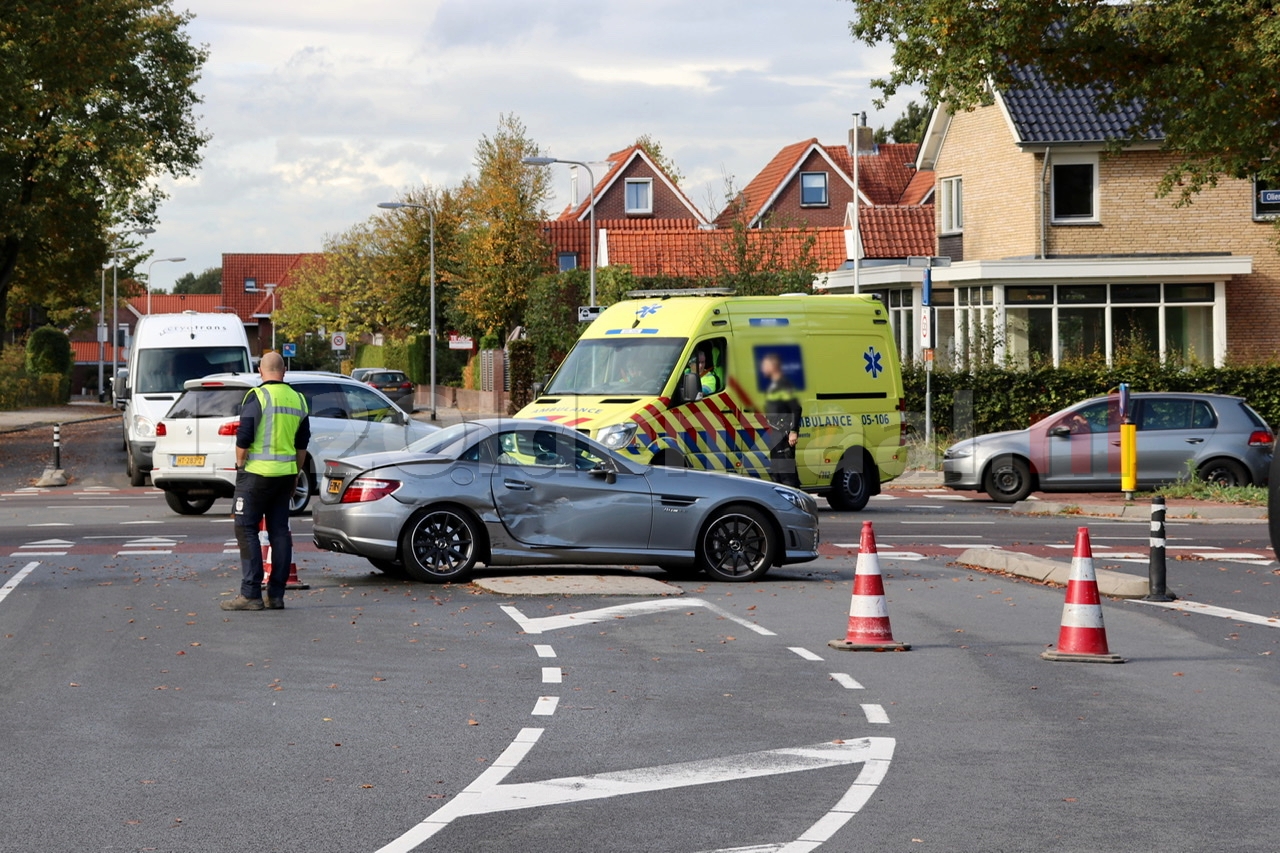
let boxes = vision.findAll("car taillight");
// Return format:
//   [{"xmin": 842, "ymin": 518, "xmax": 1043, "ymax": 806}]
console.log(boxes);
[
  {"xmin": 400, "ymin": 381, "xmax": 412, "ymax": 389},
  {"xmin": 341, "ymin": 478, "xmax": 401, "ymax": 503},
  {"xmin": 155, "ymin": 422, "xmax": 167, "ymax": 437},
  {"xmin": 1248, "ymin": 429, "xmax": 1274, "ymax": 447},
  {"xmin": 217, "ymin": 420, "xmax": 240, "ymax": 436}
]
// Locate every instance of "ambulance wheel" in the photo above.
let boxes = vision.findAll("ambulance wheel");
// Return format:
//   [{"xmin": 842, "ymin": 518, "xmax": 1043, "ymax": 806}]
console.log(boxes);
[{"xmin": 827, "ymin": 465, "xmax": 871, "ymax": 512}]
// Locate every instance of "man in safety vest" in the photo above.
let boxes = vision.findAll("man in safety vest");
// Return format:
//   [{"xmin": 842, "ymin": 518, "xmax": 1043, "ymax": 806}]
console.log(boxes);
[
  {"xmin": 221, "ymin": 351, "xmax": 311, "ymax": 611},
  {"xmin": 761, "ymin": 352, "xmax": 802, "ymax": 488}
]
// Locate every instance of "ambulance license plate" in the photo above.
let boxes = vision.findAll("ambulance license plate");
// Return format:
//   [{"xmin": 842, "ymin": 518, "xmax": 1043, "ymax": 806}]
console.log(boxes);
[
  {"xmin": 175, "ymin": 455, "xmax": 206, "ymax": 467},
  {"xmin": 327, "ymin": 478, "xmax": 342, "ymax": 494}
]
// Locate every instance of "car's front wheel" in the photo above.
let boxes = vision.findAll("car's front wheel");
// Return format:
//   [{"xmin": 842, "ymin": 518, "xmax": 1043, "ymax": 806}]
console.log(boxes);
[
  {"xmin": 697, "ymin": 505, "xmax": 777, "ymax": 582},
  {"xmin": 1198, "ymin": 458, "xmax": 1249, "ymax": 487},
  {"xmin": 984, "ymin": 456, "xmax": 1032, "ymax": 503},
  {"xmin": 400, "ymin": 506, "xmax": 481, "ymax": 583},
  {"xmin": 163, "ymin": 491, "xmax": 215, "ymax": 515}
]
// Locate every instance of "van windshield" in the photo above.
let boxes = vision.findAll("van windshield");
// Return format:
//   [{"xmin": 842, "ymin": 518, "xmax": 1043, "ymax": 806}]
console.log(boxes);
[
  {"xmin": 544, "ymin": 337, "xmax": 687, "ymax": 396},
  {"xmin": 135, "ymin": 347, "xmax": 251, "ymax": 394}
]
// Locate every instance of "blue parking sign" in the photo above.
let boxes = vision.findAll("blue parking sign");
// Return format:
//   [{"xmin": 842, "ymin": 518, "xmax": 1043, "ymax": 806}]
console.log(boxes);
[{"xmin": 281, "ymin": 343, "xmax": 297, "ymax": 358}]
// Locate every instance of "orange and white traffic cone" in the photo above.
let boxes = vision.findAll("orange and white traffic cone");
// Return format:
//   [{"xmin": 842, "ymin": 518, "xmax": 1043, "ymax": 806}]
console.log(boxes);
[
  {"xmin": 829, "ymin": 521, "xmax": 910, "ymax": 652},
  {"xmin": 260, "ymin": 516, "xmax": 310, "ymax": 591},
  {"xmin": 1041, "ymin": 527, "xmax": 1123, "ymax": 663}
]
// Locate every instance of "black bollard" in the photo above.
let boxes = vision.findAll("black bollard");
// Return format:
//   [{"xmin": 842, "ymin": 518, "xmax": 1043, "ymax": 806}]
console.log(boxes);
[
  {"xmin": 53, "ymin": 423, "xmax": 62, "ymax": 470},
  {"xmin": 1143, "ymin": 496, "xmax": 1176, "ymax": 601}
]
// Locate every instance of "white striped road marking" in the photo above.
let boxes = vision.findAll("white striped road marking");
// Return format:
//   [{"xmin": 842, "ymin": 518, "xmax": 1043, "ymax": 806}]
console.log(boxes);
[
  {"xmin": 501, "ymin": 598, "xmax": 775, "ymax": 636},
  {"xmin": 861, "ymin": 704, "xmax": 890, "ymax": 724},
  {"xmin": 375, "ymin": 736, "xmax": 895, "ymax": 853},
  {"xmin": 899, "ymin": 520, "xmax": 994, "ymax": 525},
  {"xmin": 541, "ymin": 667, "xmax": 562, "ymax": 684},
  {"xmin": 904, "ymin": 505, "xmax": 946, "ymax": 510},
  {"xmin": 28, "ymin": 523, "xmax": 73, "ymax": 527},
  {"xmin": 0, "ymin": 562, "xmax": 40, "ymax": 604},
  {"xmin": 1131, "ymin": 599, "xmax": 1280, "ymax": 627},
  {"xmin": 120, "ymin": 520, "xmax": 164, "ymax": 525},
  {"xmin": 11, "ymin": 539, "xmax": 71, "ymax": 557},
  {"xmin": 832, "ymin": 547, "xmax": 926, "ymax": 560},
  {"xmin": 531, "ymin": 696, "xmax": 559, "ymax": 716},
  {"xmin": 830, "ymin": 673, "xmax": 864, "ymax": 690},
  {"xmin": 789, "ymin": 647, "xmax": 823, "ymax": 661},
  {"xmin": 533, "ymin": 644, "xmax": 555, "ymax": 658}
]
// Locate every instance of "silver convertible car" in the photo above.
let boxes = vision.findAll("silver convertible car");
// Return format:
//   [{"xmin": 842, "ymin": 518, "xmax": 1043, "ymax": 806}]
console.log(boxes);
[{"xmin": 312, "ymin": 419, "xmax": 820, "ymax": 583}]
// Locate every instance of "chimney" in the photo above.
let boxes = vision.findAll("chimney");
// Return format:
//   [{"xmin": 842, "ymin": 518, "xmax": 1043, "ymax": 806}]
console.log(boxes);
[{"xmin": 848, "ymin": 111, "xmax": 874, "ymax": 158}]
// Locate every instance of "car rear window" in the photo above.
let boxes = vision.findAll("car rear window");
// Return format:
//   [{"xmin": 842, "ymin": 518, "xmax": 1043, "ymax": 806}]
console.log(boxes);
[
  {"xmin": 166, "ymin": 387, "xmax": 247, "ymax": 418},
  {"xmin": 1240, "ymin": 402, "xmax": 1270, "ymax": 430}
]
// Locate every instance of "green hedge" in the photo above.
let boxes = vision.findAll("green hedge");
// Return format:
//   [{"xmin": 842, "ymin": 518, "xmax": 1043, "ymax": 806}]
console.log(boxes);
[
  {"xmin": 0, "ymin": 344, "xmax": 64, "ymax": 409},
  {"xmin": 905, "ymin": 362, "xmax": 1280, "ymax": 439}
]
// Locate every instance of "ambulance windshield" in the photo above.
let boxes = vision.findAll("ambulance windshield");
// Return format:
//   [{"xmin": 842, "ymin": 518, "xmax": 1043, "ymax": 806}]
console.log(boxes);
[{"xmin": 545, "ymin": 337, "xmax": 687, "ymax": 396}]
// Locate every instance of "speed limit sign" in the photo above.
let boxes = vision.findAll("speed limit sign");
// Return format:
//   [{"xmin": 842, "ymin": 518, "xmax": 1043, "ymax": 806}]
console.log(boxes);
[{"xmin": 331, "ymin": 332, "xmax": 347, "ymax": 351}]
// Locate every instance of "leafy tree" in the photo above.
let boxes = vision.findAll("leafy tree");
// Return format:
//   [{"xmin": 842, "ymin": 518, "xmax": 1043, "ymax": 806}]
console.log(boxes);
[
  {"xmin": 0, "ymin": 0, "xmax": 209, "ymax": 345},
  {"xmin": 873, "ymin": 100, "xmax": 932, "ymax": 145},
  {"xmin": 634, "ymin": 134, "xmax": 685, "ymax": 185},
  {"xmin": 450, "ymin": 114, "xmax": 553, "ymax": 340},
  {"xmin": 847, "ymin": 0, "xmax": 1280, "ymax": 199},
  {"xmin": 172, "ymin": 267, "xmax": 222, "ymax": 295},
  {"xmin": 25, "ymin": 326, "xmax": 72, "ymax": 402}
]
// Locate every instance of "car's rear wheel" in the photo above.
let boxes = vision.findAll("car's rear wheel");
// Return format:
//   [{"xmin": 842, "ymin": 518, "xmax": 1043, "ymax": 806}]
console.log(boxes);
[
  {"xmin": 697, "ymin": 505, "xmax": 776, "ymax": 582},
  {"xmin": 369, "ymin": 558, "xmax": 407, "ymax": 577},
  {"xmin": 400, "ymin": 506, "xmax": 480, "ymax": 583},
  {"xmin": 289, "ymin": 464, "xmax": 314, "ymax": 515},
  {"xmin": 1198, "ymin": 458, "xmax": 1249, "ymax": 487},
  {"xmin": 984, "ymin": 456, "xmax": 1032, "ymax": 503},
  {"xmin": 163, "ymin": 491, "xmax": 215, "ymax": 515},
  {"xmin": 127, "ymin": 444, "xmax": 147, "ymax": 487}
]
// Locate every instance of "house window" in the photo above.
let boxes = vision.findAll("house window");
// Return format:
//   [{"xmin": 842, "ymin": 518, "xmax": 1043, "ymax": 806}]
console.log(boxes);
[
  {"xmin": 625, "ymin": 179, "xmax": 653, "ymax": 215},
  {"xmin": 1253, "ymin": 179, "xmax": 1280, "ymax": 219},
  {"xmin": 800, "ymin": 172, "xmax": 829, "ymax": 206},
  {"xmin": 558, "ymin": 253, "xmax": 578, "ymax": 272},
  {"xmin": 1051, "ymin": 154, "xmax": 1098, "ymax": 222},
  {"xmin": 243, "ymin": 277, "xmax": 257, "ymax": 293},
  {"xmin": 940, "ymin": 176, "xmax": 963, "ymax": 234}
]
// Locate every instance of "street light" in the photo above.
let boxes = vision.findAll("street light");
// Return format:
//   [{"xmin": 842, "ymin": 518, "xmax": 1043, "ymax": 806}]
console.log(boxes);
[
  {"xmin": 145, "ymin": 257, "xmax": 186, "ymax": 314},
  {"xmin": 108, "ymin": 227, "xmax": 156, "ymax": 391},
  {"xmin": 522, "ymin": 155, "xmax": 596, "ymax": 308},
  {"xmin": 264, "ymin": 282, "xmax": 277, "ymax": 351},
  {"xmin": 378, "ymin": 201, "xmax": 437, "ymax": 420}
]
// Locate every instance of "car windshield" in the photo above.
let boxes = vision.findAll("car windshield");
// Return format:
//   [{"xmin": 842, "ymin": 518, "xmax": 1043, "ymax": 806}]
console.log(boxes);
[
  {"xmin": 544, "ymin": 337, "xmax": 687, "ymax": 396},
  {"xmin": 405, "ymin": 422, "xmax": 491, "ymax": 459},
  {"xmin": 165, "ymin": 387, "xmax": 247, "ymax": 418},
  {"xmin": 135, "ymin": 347, "xmax": 251, "ymax": 394}
]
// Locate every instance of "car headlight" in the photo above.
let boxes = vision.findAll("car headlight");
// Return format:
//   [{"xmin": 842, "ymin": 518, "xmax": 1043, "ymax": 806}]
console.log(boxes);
[
  {"xmin": 944, "ymin": 444, "xmax": 973, "ymax": 460},
  {"xmin": 598, "ymin": 422, "xmax": 638, "ymax": 450},
  {"xmin": 132, "ymin": 414, "xmax": 156, "ymax": 439},
  {"xmin": 773, "ymin": 486, "xmax": 805, "ymax": 509}
]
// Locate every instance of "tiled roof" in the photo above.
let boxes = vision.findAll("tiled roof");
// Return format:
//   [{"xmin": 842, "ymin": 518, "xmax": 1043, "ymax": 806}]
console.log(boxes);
[
  {"xmin": 71, "ymin": 341, "xmax": 122, "ymax": 365},
  {"xmin": 556, "ymin": 145, "xmax": 706, "ymax": 223},
  {"xmin": 715, "ymin": 139, "xmax": 817, "ymax": 227},
  {"xmin": 855, "ymin": 142, "xmax": 922, "ymax": 205},
  {"xmin": 603, "ymin": 225, "xmax": 849, "ymax": 277},
  {"xmin": 219, "ymin": 253, "xmax": 323, "ymax": 324},
  {"xmin": 859, "ymin": 206, "xmax": 936, "ymax": 258},
  {"xmin": 1001, "ymin": 65, "xmax": 1161, "ymax": 144},
  {"xmin": 899, "ymin": 169, "xmax": 936, "ymax": 206},
  {"xmin": 125, "ymin": 293, "xmax": 225, "ymax": 317}
]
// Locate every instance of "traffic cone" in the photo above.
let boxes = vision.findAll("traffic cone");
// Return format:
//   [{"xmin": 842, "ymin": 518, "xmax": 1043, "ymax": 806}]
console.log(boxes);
[
  {"xmin": 828, "ymin": 521, "xmax": 910, "ymax": 652},
  {"xmin": 1041, "ymin": 527, "xmax": 1124, "ymax": 663},
  {"xmin": 259, "ymin": 516, "xmax": 310, "ymax": 591}
]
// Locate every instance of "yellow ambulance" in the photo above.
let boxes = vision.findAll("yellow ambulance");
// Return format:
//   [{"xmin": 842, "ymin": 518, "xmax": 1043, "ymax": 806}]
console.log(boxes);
[{"xmin": 516, "ymin": 291, "xmax": 907, "ymax": 510}]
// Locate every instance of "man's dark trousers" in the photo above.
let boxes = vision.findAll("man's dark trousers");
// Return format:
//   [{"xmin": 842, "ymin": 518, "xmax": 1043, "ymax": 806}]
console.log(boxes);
[{"xmin": 232, "ymin": 471, "xmax": 294, "ymax": 600}]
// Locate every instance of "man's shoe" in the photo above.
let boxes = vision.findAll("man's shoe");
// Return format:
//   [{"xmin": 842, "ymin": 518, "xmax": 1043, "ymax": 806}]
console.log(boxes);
[
  {"xmin": 264, "ymin": 597, "xmax": 285, "ymax": 610},
  {"xmin": 220, "ymin": 595, "xmax": 265, "ymax": 611}
]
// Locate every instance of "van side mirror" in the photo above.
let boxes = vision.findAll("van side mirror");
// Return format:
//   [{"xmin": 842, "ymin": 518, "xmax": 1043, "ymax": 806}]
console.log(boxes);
[{"xmin": 677, "ymin": 372, "xmax": 700, "ymax": 404}]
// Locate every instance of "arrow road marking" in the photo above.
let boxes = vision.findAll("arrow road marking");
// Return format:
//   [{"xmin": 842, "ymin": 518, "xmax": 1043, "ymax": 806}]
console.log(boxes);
[
  {"xmin": 501, "ymin": 597, "xmax": 775, "ymax": 636},
  {"xmin": 376, "ymin": 734, "xmax": 895, "ymax": 853},
  {"xmin": 0, "ymin": 562, "xmax": 40, "ymax": 605}
]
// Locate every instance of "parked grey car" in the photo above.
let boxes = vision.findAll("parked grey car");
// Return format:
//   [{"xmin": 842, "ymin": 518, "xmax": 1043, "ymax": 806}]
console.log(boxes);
[
  {"xmin": 312, "ymin": 419, "xmax": 820, "ymax": 583},
  {"xmin": 943, "ymin": 392, "xmax": 1274, "ymax": 502}
]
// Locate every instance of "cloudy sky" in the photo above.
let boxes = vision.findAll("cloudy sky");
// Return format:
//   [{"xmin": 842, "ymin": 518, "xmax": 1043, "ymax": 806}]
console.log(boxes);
[{"xmin": 144, "ymin": 0, "xmax": 913, "ymax": 290}]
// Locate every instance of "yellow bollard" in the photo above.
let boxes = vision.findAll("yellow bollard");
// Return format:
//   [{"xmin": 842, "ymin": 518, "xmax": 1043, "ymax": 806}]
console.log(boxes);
[{"xmin": 1120, "ymin": 422, "xmax": 1137, "ymax": 496}]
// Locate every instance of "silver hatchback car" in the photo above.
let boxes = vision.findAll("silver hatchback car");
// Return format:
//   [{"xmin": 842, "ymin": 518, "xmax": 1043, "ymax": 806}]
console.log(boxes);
[
  {"xmin": 943, "ymin": 392, "xmax": 1274, "ymax": 502},
  {"xmin": 312, "ymin": 419, "xmax": 820, "ymax": 583}
]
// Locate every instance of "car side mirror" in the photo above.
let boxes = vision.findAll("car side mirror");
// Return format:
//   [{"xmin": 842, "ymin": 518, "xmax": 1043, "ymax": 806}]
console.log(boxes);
[
  {"xmin": 677, "ymin": 372, "xmax": 700, "ymax": 404},
  {"xmin": 1048, "ymin": 426, "xmax": 1071, "ymax": 437}
]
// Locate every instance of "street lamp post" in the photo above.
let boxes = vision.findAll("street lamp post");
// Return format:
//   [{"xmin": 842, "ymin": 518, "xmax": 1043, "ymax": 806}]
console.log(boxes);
[
  {"xmin": 264, "ymin": 282, "xmax": 277, "ymax": 351},
  {"xmin": 145, "ymin": 256, "xmax": 186, "ymax": 314},
  {"xmin": 378, "ymin": 201, "xmax": 437, "ymax": 420},
  {"xmin": 109, "ymin": 227, "xmax": 156, "ymax": 390},
  {"xmin": 522, "ymin": 156, "xmax": 596, "ymax": 308}
]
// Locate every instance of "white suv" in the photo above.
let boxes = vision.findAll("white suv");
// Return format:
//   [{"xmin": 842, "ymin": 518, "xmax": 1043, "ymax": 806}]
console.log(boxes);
[{"xmin": 150, "ymin": 371, "xmax": 437, "ymax": 515}]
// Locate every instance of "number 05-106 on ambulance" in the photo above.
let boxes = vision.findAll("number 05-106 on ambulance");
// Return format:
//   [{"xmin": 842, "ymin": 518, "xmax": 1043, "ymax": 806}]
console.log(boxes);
[{"xmin": 516, "ymin": 292, "xmax": 907, "ymax": 510}]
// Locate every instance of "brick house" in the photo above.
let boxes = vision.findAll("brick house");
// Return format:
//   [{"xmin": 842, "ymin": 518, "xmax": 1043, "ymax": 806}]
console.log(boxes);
[
  {"xmin": 218, "ymin": 253, "xmax": 323, "ymax": 355},
  {"xmin": 826, "ymin": 71, "xmax": 1277, "ymax": 368}
]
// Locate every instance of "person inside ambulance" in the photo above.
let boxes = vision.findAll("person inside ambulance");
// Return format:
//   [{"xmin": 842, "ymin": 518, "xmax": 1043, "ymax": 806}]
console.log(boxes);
[{"xmin": 690, "ymin": 345, "xmax": 723, "ymax": 397}]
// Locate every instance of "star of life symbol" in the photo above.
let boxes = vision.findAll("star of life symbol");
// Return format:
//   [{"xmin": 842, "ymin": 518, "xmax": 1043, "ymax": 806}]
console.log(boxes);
[
  {"xmin": 635, "ymin": 303, "xmax": 663, "ymax": 319},
  {"xmin": 863, "ymin": 347, "xmax": 883, "ymax": 378}
]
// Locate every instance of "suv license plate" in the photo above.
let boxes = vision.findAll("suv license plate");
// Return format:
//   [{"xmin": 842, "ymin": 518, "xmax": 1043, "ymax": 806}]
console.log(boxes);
[{"xmin": 175, "ymin": 455, "xmax": 206, "ymax": 466}]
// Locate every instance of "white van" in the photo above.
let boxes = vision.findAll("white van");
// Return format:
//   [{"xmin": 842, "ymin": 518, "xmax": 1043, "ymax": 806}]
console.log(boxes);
[{"xmin": 119, "ymin": 311, "xmax": 252, "ymax": 485}]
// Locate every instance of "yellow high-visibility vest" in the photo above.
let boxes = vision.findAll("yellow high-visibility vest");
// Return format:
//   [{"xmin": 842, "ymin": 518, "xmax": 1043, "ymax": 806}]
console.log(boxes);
[{"xmin": 244, "ymin": 383, "xmax": 307, "ymax": 476}]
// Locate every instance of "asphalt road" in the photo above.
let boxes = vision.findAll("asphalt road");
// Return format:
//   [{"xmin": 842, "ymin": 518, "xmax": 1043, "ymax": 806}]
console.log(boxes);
[{"xmin": 1, "ymin": 420, "xmax": 1278, "ymax": 852}]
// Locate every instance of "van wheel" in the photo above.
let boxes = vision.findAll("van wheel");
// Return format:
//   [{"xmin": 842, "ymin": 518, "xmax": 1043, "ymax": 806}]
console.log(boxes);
[
  {"xmin": 164, "ymin": 491, "xmax": 215, "ymax": 515},
  {"xmin": 127, "ymin": 444, "xmax": 147, "ymax": 487},
  {"xmin": 827, "ymin": 458, "xmax": 872, "ymax": 511},
  {"xmin": 289, "ymin": 466, "xmax": 314, "ymax": 515}
]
